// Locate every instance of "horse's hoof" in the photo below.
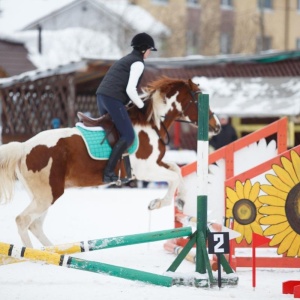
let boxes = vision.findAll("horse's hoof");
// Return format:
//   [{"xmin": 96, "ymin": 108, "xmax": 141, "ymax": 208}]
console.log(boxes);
[
  {"xmin": 175, "ymin": 199, "xmax": 185, "ymax": 211},
  {"xmin": 148, "ymin": 199, "xmax": 161, "ymax": 210},
  {"xmin": 115, "ymin": 179, "xmax": 122, "ymax": 186}
]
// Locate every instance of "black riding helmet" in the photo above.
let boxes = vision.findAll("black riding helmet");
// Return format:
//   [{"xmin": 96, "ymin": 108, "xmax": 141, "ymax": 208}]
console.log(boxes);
[{"xmin": 131, "ymin": 32, "xmax": 157, "ymax": 52}]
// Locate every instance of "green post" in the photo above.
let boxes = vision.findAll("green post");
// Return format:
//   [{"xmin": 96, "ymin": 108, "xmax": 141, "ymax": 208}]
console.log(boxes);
[{"xmin": 196, "ymin": 94, "xmax": 209, "ymax": 274}]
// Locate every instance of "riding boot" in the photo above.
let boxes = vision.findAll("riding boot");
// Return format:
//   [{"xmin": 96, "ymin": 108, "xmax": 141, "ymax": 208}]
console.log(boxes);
[{"xmin": 103, "ymin": 139, "xmax": 128, "ymax": 183}]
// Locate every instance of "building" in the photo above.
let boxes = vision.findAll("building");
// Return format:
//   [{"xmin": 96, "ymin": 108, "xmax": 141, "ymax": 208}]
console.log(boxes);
[
  {"xmin": 131, "ymin": 0, "xmax": 300, "ymax": 56},
  {"xmin": 1, "ymin": 50, "xmax": 300, "ymax": 148},
  {"xmin": 22, "ymin": 0, "xmax": 169, "ymax": 57}
]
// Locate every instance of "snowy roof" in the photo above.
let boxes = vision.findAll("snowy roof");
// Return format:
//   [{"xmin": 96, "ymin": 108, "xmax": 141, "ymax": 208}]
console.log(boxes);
[
  {"xmin": 0, "ymin": 60, "xmax": 88, "ymax": 88},
  {"xmin": 22, "ymin": 0, "xmax": 169, "ymax": 37},
  {"xmin": 9, "ymin": 28, "xmax": 122, "ymax": 70},
  {"xmin": 194, "ymin": 77, "xmax": 300, "ymax": 117},
  {"xmin": 147, "ymin": 50, "xmax": 300, "ymax": 67},
  {"xmin": 0, "ymin": 0, "xmax": 74, "ymax": 33}
]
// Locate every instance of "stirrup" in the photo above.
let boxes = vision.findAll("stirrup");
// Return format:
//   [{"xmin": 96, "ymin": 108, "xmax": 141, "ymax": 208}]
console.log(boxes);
[
  {"xmin": 103, "ymin": 172, "xmax": 119, "ymax": 184},
  {"xmin": 103, "ymin": 172, "xmax": 130, "ymax": 186}
]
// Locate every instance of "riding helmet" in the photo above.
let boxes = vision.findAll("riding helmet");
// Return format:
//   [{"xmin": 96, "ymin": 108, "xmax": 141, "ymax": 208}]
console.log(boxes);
[{"xmin": 131, "ymin": 32, "xmax": 157, "ymax": 51}]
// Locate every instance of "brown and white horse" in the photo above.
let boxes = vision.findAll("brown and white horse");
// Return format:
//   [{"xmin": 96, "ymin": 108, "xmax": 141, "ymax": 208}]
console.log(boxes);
[{"xmin": 0, "ymin": 77, "xmax": 221, "ymax": 247}]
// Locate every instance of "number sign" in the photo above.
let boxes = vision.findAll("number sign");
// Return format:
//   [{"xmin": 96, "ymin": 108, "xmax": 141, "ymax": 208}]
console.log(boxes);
[{"xmin": 208, "ymin": 232, "xmax": 229, "ymax": 254}]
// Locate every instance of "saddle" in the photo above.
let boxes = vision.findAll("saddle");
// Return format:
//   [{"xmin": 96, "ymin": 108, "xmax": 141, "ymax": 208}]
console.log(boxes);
[
  {"xmin": 77, "ymin": 112, "xmax": 132, "ymax": 185},
  {"xmin": 77, "ymin": 112, "xmax": 119, "ymax": 147}
]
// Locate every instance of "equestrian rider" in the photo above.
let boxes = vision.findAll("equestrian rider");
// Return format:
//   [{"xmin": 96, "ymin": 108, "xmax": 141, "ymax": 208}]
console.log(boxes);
[{"xmin": 96, "ymin": 32, "xmax": 157, "ymax": 183}]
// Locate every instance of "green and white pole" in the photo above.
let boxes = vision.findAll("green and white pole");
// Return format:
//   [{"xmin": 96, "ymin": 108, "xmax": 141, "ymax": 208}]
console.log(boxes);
[
  {"xmin": 0, "ymin": 242, "xmax": 173, "ymax": 287},
  {"xmin": 196, "ymin": 94, "xmax": 209, "ymax": 274}
]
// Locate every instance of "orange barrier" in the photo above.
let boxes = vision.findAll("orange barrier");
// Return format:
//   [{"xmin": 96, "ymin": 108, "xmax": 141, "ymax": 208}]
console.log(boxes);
[
  {"xmin": 176, "ymin": 118, "xmax": 300, "ymax": 268},
  {"xmin": 181, "ymin": 117, "xmax": 287, "ymax": 178}
]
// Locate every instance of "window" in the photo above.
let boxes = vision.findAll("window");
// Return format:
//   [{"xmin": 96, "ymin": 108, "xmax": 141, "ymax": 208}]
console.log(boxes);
[
  {"xmin": 258, "ymin": 0, "xmax": 273, "ymax": 9},
  {"xmin": 186, "ymin": 30, "xmax": 199, "ymax": 55},
  {"xmin": 297, "ymin": 0, "xmax": 300, "ymax": 10},
  {"xmin": 220, "ymin": 33, "xmax": 231, "ymax": 54},
  {"xmin": 296, "ymin": 38, "xmax": 300, "ymax": 49},
  {"xmin": 151, "ymin": 0, "xmax": 168, "ymax": 4},
  {"xmin": 187, "ymin": 0, "xmax": 199, "ymax": 5},
  {"xmin": 256, "ymin": 36, "xmax": 272, "ymax": 52},
  {"xmin": 221, "ymin": 0, "xmax": 232, "ymax": 9}
]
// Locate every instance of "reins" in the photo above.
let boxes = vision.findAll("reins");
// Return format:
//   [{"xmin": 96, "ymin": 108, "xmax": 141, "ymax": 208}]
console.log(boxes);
[
  {"xmin": 153, "ymin": 122, "xmax": 170, "ymax": 146},
  {"xmin": 126, "ymin": 87, "xmax": 214, "ymax": 146}
]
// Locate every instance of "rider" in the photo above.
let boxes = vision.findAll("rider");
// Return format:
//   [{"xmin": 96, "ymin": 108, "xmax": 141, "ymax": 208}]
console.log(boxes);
[{"xmin": 96, "ymin": 32, "xmax": 157, "ymax": 183}]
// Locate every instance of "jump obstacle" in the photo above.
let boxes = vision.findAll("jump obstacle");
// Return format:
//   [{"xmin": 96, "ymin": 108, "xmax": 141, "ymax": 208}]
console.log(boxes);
[
  {"xmin": 170, "ymin": 117, "xmax": 300, "ymax": 271},
  {"xmin": 0, "ymin": 94, "xmax": 237, "ymax": 287}
]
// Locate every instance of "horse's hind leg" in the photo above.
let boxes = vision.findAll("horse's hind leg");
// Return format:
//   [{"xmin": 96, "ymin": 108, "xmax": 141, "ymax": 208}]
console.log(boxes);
[
  {"xmin": 16, "ymin": 198, "xmax": 52, "ymax": 247},
  {"xmin": 28, "ymin": 211, "xmax": 52, "ymax": 246}
]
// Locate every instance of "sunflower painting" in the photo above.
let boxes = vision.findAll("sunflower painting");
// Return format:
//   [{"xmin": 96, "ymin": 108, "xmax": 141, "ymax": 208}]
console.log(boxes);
[
  {"xmin": 226, "ymin": 179, "xmax": 263, "ymax": 244},
  {"xmin": 259, "ymin": 150, "xmax": 300, "ymax": 257}
]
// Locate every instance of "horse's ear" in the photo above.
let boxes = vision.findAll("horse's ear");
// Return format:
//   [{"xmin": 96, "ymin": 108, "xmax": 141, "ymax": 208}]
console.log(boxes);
[{"xmin": 188, "ymin": 78, "xmax": 200, "ymax": 91}]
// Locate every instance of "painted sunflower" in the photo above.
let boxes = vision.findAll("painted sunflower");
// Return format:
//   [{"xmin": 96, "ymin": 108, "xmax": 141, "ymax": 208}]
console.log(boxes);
[
  {"xmin": 226, "ymin": 179, "xmax": 263, "ymax": 244},
  {"xmin": 259, "ymin": 150, "xmax": 300, "ymax": 257}
]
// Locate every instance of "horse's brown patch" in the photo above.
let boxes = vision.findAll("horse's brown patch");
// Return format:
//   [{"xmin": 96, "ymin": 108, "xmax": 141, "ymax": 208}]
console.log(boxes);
[
  {"xmin": 135, "ymin": 131, "xmax": 153, "ymax": 159},
  {"xmin": 26, "ymin": 141, "xmax": 66, "ymax": 203},
  {"xmin": 26, "ymin": 145, "xmax": 52, "ymax": 172}
]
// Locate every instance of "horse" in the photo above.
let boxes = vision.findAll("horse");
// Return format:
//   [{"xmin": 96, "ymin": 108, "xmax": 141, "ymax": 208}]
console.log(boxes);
[{"xmin": 0, "ymin": 77, "xmax": 221, "ymax": 247}]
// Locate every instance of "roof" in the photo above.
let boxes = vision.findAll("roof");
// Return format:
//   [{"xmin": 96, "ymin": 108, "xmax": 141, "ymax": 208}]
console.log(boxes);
[
  {"xmin": 0, "ymin": 60, "xmax": 87, "ymax": 88},
  {"xmin": 146, "ymin": 50, "xmax": 300, "ymax": 67},
  {"xmin": 1, "ymin": 51, "xmax": 300, "ymax": 117},
  {"xmin": 193, "ymin": 77, "xmax": 300, "ymax": 117},
  {"xmin": 22, "ymin": 0, "xmax": 169, "ymax": 36}
]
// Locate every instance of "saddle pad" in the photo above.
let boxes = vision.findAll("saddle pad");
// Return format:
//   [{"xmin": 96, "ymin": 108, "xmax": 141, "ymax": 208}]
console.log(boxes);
[{"xmin": 76, "ymin": 123, "xmax": 139, "ymax": 160}]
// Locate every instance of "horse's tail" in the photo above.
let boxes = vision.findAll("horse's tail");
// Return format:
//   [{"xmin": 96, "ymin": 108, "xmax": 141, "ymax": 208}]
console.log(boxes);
[{"xmin": 0, "ymin": 142, "xmax": 23, "ymax": 204}]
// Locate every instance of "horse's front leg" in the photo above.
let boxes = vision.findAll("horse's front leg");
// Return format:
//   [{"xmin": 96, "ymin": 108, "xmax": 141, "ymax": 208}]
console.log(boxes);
[
  {"xmin": 146, "ymin": 161, "xmax": 186, "ymax": 210},
  {"xmin": 164, "ymin": 161, "xmax": 187, "ymax": 211}
]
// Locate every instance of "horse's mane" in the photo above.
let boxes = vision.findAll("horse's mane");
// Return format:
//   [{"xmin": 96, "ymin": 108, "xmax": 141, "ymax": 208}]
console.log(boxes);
[{"xmin": 140, "ymin": 76, "xmax": 188, "ymax": 127}]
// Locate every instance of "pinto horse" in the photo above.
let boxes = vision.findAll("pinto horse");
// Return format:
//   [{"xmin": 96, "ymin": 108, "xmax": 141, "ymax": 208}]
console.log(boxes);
[{"xmin": 0, "ymin": 77, "xmax": 221, "ymax": 247}]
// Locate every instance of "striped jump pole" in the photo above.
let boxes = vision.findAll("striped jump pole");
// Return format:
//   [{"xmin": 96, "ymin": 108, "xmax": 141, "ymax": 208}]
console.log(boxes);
[
  {"xmin": 0, "ymin": 227, "xmax": 192, "ymax": 266},
  {"xmin": 196, "ymin": 93, "xmax": 209, "ymax": 274},
  {"xmin": 0, "ymin": 241, "xmax": 173, "ymax": 287},
  {"xmin": 45, "ymin": 226, "xmax": 192, "ymax": 254},
  {"xmin": 166, "ymin": 94, "xmax": 213, "ymax": 282}
]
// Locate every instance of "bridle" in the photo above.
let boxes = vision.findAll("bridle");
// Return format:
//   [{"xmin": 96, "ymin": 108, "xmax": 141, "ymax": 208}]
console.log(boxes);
[
  {"xmin": 156, "ymin": 88, "xmax": 216, "ymax": 145},
  {"xmin": 178, "ymin": 89, "xmax": 215, "ymax": 125}
]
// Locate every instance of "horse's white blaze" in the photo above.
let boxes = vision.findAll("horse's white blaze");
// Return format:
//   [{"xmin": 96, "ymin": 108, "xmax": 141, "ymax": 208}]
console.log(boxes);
[{"xmin": 173, "ymin": 95, "xmax": 183, "ymax": 113}]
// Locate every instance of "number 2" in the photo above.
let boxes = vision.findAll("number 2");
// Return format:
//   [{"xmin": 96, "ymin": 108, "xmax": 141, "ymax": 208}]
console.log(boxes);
[{"xmin": 214, "ymin": 234, "xmax": 224, "ymax": 253}]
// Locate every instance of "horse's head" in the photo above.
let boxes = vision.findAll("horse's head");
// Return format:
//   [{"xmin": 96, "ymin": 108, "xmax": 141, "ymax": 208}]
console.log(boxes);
[
  {"xmin": 147, "ymin": 77, "xmax": 221, "ymax": 135},
  {"xmin": 184, "ymin": 79, "xmax": 221, "ymax": 136}
]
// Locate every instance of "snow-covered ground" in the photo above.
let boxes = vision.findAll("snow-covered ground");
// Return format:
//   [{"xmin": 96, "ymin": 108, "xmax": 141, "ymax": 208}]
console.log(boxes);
[{"xmin": 0, "ymin": 183, "xmax": 299, "ymax": 300}]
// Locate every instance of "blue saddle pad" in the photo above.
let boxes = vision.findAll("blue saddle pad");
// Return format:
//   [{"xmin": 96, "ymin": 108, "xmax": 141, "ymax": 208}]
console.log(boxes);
[{"xmin": 76, "ymin": 123, "xmax": 139, "ymax": 160}]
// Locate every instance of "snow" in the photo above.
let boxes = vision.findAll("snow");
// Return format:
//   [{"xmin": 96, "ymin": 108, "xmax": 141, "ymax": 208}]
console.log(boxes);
[
  {"xmin": 99, "ymin": 0, "xmax": 170, "ymax": 36},
  {"xmin": 0, "ymin": 183, "xmax": 299, "ymax": 300},
  {"xmin": 12, "ymin": 28, "xmax": 121, "ymax": 69},
  {"xmin": 193, "ymin": 76, "xmax": 300, "ymax": 117}
]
